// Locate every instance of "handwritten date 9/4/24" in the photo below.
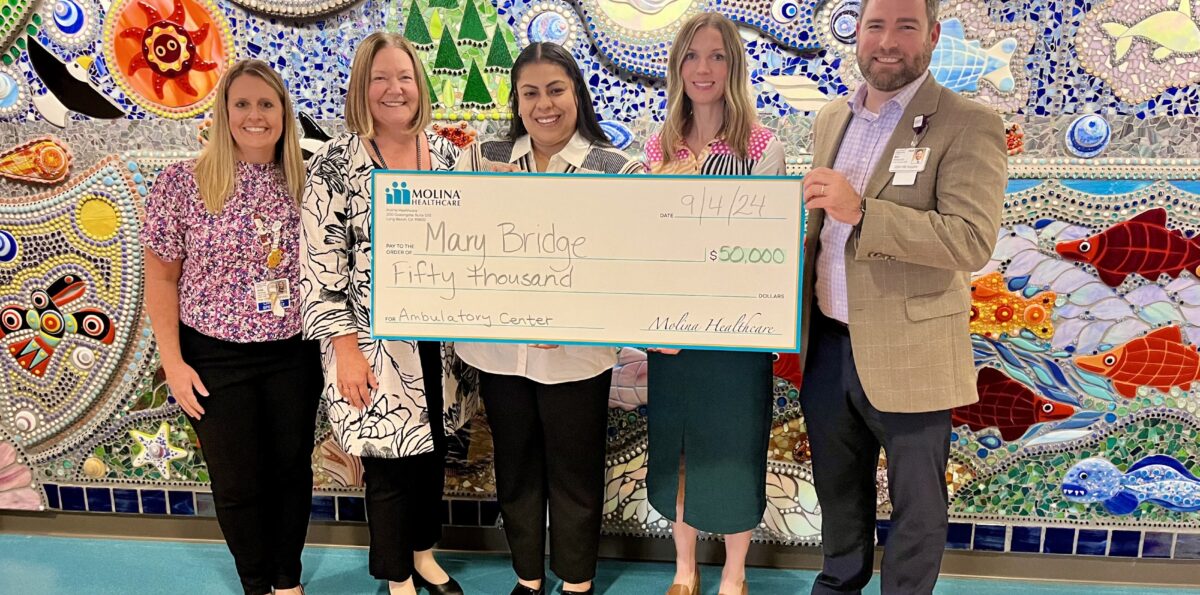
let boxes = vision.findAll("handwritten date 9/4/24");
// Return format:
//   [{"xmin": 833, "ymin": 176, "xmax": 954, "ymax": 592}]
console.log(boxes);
[{"xmin": 660, "ymin": 188, "xmax": 768, "ymax": 222}]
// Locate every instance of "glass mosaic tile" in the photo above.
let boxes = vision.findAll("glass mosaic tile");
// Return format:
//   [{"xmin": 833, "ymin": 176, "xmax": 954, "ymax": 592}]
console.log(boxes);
[
  {"xmin": 1141, "ymin": 532, "xmax": 1174, "ymax": 558},
  {"xmin": 58, "ymin": 486, "xmax": 85, "ymax": 512},
  {"xmin": 972, "ymin": 525, "xmax": 1007, "ymax": 552},
  {"xmin": 947, "ymin": 523, "xmax": 974, "ymax": 550},
  {"xmin": 1075, "ymin": 529, "xmax": 1108, "ymax": 556},
  {"xmin": 1173, "ymin": 533, "xmax": 1200, "ymax": 560},
  {"xmin": 1042, "ymin": 527, "xmax": 1076, "ymax": 554},
  {"xmin": 1107, "ymin": 530, "xmax": 1140, "ymax": 557},
  {"xmin": 140, "ymin": 490, "xmax": 166, "ymax": 515},
  {"xmin": 84, "ymin": 488, "xmax": 112, "ymax": 513},
  {"xmin": 167, "ymin": 491, "xmax": 193, "ymax": 516},
  {"xmin": 310, "ymin": 496, "xmax": 336, "ymax": 522},
  {"xmin": 337, "ymin": 496, "xmax": 367, "ymax": 523},
  {"xmin": 1010, "ymin": 526, "xmax": 1042, "ymax": 553}
]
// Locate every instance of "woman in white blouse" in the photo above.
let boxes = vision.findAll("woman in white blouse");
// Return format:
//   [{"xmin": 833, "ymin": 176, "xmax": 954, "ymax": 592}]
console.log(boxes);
[{"xmin": 454, "ymin": 42, "xmax": 642, "ymax": 595}]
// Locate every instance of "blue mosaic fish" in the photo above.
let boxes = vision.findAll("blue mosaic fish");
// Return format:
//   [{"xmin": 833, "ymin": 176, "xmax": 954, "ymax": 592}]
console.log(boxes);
[
  {"xmin": 930, "ymin": 19, "xmax": 1018, "ymax": 93},
  {"xmin": 1061, "ymin": 455, "xmax": 1200, "ymax": 515}
]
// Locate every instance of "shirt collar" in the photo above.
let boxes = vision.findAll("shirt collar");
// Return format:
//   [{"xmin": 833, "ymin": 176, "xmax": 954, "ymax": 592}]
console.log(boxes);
[
  {"xmin": 510, "ymin": 131, "xmax": 593, "ymax": 169},
  {"xmin": 848, "ymin": 70, "xmax": 929, "ymax": 117}
]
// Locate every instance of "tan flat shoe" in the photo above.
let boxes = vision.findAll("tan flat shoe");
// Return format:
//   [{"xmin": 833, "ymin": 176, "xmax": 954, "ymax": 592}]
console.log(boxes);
[
  {"xmin": 666, "ymin": 569, "xmax": 700, "ymax": 595},
  {"xmin": 718, "ymin": 580, "xmax": 747, "ymax": 595}
]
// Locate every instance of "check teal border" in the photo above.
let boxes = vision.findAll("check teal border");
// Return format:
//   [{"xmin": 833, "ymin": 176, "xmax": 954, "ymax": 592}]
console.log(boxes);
[{"xmin": 367, "ymin": 169, "xmax": 807, "ymax": 353}]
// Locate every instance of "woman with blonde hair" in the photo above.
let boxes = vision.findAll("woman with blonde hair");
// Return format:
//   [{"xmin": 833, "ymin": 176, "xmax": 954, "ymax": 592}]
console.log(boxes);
[
  {"xmin": 299, "ymin": 32, "xmax": 469, "ymax": 595},
  {"xmin": 141, "ymin": 59, "xmax": 321, "ymax": 595},
  {"xmin": 643, "ymin": 12, "xmax": 785, "ymax": 595}
]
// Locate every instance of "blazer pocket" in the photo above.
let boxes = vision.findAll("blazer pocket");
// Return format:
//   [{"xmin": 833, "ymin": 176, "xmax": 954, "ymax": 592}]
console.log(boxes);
[{"xmin": 905, "ymin": 290, "xmax": 972, "ymax": 321}]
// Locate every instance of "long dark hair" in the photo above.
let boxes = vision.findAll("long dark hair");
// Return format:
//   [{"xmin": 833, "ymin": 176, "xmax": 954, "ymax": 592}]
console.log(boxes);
[{"xmin": 507, "ymin": 42, "xmax": 610, "ymax": 147}]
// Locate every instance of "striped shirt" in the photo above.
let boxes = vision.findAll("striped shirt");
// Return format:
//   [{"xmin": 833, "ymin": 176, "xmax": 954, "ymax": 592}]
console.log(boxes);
[
  {"xmin": 455, "ymin": 131, "xmax": 645, "ymax": 175},
  {"xmin": 815, "ymin": 72, "xmax": 928, "ymax": 323},
  {"xmin": 452, "ymin": 131, "xmax": 643, "ymax": 384},
  {"xmin": 644, "ymin": 125, "xmax": 785, "ymax": 176}
]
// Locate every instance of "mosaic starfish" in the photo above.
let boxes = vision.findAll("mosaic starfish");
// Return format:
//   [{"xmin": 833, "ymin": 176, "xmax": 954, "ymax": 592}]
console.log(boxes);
[
  {"xmin": 118, "ymin": 0, "xmax": 217, "ymax": 99},
  {"xmin": 129, "ymin": 421, "xmax": 188, "ymax": 479}
]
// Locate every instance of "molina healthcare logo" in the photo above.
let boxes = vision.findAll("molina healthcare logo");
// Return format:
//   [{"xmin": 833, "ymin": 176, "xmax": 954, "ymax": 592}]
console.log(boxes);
[
  {"xmin": 384, "ymin": 178, "xmax": 462, "ymax": 207},
  {"xmin": 386, "ymin": 181, "xmax": 412, "ymax": 205}
]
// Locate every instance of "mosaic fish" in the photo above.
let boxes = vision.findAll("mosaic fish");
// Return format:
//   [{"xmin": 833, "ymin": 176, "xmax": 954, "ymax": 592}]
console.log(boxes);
[
  {"xmin": 0, "ymin": 275, "xmax": 115, "ymax": 377},
  {"xmin": 1061, "ymin": 455, "xmax": 1200, "ymax": 514},
  {"xmin": 1073, "ymin": 326, "xmax": 1200, "ymax": 399},
  {"xmin": 773, "ymin": 352, "xmax": 803, "ymax": 389},
  {"xmin": 1054, "ymin": 208, "xmax": 1200, "ymax": 287},
  {"xmin": 1102, "ymin": 0, "xmax": 1200, "ymax": 64},
  {"xmin": 929, "ymin": 19, "xmax": 1018, "ymax": 93},
  {"xmin": 969, "ymin": 272, "xmax": 1056, "ymax": 339},
  {"xmin": 953, "ymin": 367, "xmax": 1075, "ymax": 441}
]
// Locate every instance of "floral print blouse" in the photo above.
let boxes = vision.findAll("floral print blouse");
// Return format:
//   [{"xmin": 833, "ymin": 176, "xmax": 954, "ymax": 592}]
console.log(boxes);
[
  {"xmin": 300, "ymin": 131, "xmax": 477, "ymax": 458},
  {"xmin": 141, "ymin": 160, "xmax": 303, "ymax": 343}
]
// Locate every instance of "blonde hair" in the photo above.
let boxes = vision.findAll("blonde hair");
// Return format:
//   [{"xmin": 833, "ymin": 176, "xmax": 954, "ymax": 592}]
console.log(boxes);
[
  {"xmin": 659, "ymin": 13, "xmax": 757, "ymax": 164},
  {"xmin": 345, "ymin": 32, "xmax": 432, "ymax": 138},
  {"xmin": 195, "ymin": 59, "xmax": 304, "ymax": 214}
]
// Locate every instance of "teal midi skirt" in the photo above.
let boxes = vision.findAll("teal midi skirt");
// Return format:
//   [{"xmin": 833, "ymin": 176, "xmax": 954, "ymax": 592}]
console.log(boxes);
[{"xmin": 646, "ymin": 350, "xmax": 773, "ymax": 534}]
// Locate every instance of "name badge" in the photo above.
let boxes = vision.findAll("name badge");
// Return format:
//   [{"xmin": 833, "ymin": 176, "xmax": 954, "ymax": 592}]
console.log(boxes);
[
  {"xmin": 254, "ymin": 279, "xmax": 292, "ymax": 317},
  {"xmin": 890, "ymin": 147, "xmax": 929, "ymax": 186}
]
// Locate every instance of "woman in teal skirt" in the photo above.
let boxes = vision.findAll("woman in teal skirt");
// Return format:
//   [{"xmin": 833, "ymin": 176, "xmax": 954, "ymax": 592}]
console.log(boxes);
[{"xmin": 643, "ymin": 12, "xmax": 784, "ymax": 595}]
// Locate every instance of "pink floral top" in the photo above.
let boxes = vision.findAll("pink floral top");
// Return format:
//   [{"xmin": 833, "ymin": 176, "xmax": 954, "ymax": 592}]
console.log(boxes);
[{"xmin": 141, "ymin": 160, "xmax": 302, "ymax": 343}]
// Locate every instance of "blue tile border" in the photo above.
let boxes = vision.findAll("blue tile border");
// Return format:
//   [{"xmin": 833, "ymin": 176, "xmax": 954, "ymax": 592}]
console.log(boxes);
[
  {"xmin": 1076, "ymin": 529, "xmax": 1108, "ymax": 556},
  {"xmin": 168, "ymin": 491, "xmax": 194, "ymax": 516},
  {"xmin": 85, "ymin": 487, "xmax": 113, "ymax": 513},
  {"xmin": 310, "ymin": 496, "xmax": 336, "ymax": 522},
  {"xmin": 1011, "ymin": 526, "xmax": 1042, "ymax": 553},
  {"xmin": 42, "ymin": 483, "xmax": 59, "ymax": 510},
  {"xmin": 337, "ymin": 496, "xmax": 367, "ymax": 523},
  {"xmin": 1142, "ymin": 532, "xmax": 1174, "ymax": 558},
  {"xmin": 32, "ymin": 485, "xmax": 1200, "ymax": 562},
  {"xmin": 1108, "ymin": 530, "xmax": 1140, "ymax": 557},
  {"xmin": 59, "ymin": 486, "xmax": 85, "ymax": 512},
  {"xmin": 1174, "ymin": 533, "xmax": 1200, "ymax": 560},
  {"xmin": 875, "ymin": 520, "xmax": 891, "ymax": 547},
  {"xmin": 1042, "ymin": 527, "xmax": 1075, "ymax": 554},
  {"xmin": 972, "ymin": 524, "xmax": 1006, "ymax": 552},
  {"xmin": 194, "ymin": 492, "xmax": 216, "ymax": 517},
  {"xmin": 946, "ymin": 523, "xmax": 974, "ymax": 550},
  {"xmin": 140, "ymin": 489, "xmax": 166, "ymax": 515}
]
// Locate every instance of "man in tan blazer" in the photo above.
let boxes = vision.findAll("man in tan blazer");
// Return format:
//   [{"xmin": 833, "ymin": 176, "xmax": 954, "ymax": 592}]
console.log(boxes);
[{"xmin": 798, "ymin": 0, "xmax": 1007, "ymax": 592}]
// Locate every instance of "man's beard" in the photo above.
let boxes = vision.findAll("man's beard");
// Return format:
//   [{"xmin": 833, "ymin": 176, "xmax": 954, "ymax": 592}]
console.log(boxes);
[{"xmin": 857, "ymin": 44, "xmax": 932, "ymax": 92}]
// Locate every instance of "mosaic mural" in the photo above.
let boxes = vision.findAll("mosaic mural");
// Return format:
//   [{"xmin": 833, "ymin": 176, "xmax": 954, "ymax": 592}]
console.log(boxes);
[{"xmin": 2, "ymin": 0, "xmax": 1200, "ymax": 560}]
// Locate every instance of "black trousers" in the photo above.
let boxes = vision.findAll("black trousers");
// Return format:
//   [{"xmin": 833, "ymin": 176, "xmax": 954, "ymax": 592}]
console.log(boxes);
[
  {"xmin": 479, "ymin": 370, "xmax": 611, "ymax": 584},
  {"xmin": 798, "ymin": 311, "xmax": 952, "ymax": 595},
  {"xmin": 180, "ymin": 324, "xmax": 323, "ymax": 595},
  {"xmin": 363, "ymin": 341, "xmax": 447, "ymax": 583}
]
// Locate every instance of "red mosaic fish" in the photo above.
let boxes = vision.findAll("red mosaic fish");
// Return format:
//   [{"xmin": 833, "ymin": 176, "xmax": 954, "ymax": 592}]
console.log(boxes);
[
  {"xmin": 1055, "ymin": 208, "xmax": 1200, "ymax": 287},
  {"xmin": 953, "ymin": 367, "xmax": 1076, "ymax": 441},
  {"xmin": 773, "ymin": 352, "xmax": 803, "ymax": 389},
  {"xmin": 1074, "ymin": 326, "xmax": 1200, "ymax": 399}
]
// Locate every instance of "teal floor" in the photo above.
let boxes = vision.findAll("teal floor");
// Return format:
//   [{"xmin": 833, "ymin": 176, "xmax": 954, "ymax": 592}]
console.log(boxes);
[{"xmin": 0, "ymin": 534, "xmax": 1195, "ymax": 594}]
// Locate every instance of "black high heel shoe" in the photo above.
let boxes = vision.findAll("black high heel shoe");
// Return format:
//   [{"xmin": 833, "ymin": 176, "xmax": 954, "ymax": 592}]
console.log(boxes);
[
  {"xmin": 561, "ymin": 589, "xmax": 593, "ymax": 595},
  {"xmin": 510, "ymin": 583, "xmax": 545, "ymax": 595},
  {"xmin": 412, "ymin": 572, "xmax": 465, "ymax": 595}
]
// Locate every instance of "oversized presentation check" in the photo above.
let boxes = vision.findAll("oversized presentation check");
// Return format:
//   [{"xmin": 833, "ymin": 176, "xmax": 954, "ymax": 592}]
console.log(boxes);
[{"xmin": 370, "ymin": 171, "xmax": 805, "ymax": 352}]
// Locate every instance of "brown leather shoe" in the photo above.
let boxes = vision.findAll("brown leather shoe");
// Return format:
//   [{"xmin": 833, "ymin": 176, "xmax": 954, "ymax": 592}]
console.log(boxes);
[
  {"xmin": 666, "ymin": 569, "xmax": 700, "ymax": 595},
  {"xmin": 718, "ymin": 581, "xmax": 748, "ymax": 595}
]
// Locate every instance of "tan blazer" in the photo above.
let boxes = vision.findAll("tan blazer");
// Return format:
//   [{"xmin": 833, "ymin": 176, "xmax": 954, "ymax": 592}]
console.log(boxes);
[{"xmin": 800, "ymin": 76, "xmax": 1007, "ymax": 413}]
